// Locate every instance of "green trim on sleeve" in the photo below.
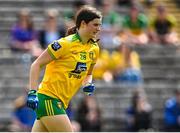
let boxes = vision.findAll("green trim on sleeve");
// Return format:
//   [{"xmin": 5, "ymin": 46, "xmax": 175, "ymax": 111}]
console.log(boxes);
[{"xmin": 47, "ymin": 48, "xmax": 56, "ymax": 59}]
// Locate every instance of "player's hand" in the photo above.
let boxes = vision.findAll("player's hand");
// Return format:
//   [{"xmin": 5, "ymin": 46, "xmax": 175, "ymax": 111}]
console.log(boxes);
[
  {"xmin": 27, "ymin": 90, "xmax": 38, "ymax": 110},
  {"xmin": 82, "ymin": 83, "xmax": 95, "ymax": 96}
]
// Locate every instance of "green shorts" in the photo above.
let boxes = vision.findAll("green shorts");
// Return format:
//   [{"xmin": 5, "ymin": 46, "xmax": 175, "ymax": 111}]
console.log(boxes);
[{"xmin": 36, "ymin": 93, "xmax": 66, "ymax": 120}]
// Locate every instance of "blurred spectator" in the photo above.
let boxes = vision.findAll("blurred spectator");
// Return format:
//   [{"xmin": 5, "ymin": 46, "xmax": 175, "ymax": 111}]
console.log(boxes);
[
  {"xmin": 93, "ymin": 49, "xmax": 113, "ymax": 82},
  {"xmin": 111, "ymin": 44, "xmax": 143, "ymax": 84},
  {"xmin": 38, "ymin": 9, "xmax": 66, "ymax": 49},
  {"xmin": 63, "ymin": 0, "xmax": 85, "ymax": 20},
  {"xmin": 116, "ymin": 0, "xmax": 144, "ymax": 12},
  {"xmin": 76, "ymin": 96, "xmax": 102, "ymax": 132},
  {"xmin": 132, "ymin": 0, "xmax": 145, "ymax": 12},
  {"xmin": 83, "ymin": 0, "xmax": 102, "ymax": 7},
  {"xmin": 99, "ymin": 0, "xmax": 123, "ymax": 51},
  {"xmin": 117, "ymin": 0, "xmax": 144, "ymax": 8},
  {"xmin": 148, "ymin": 4, "xmax": 179, "ymax": 45},
  {"xmin": 9, "ymin": 95, "xmax": 36, "ymax": 132},
  {"xmin": 93, "ymin": 0, "xmax": 102, "ymax": 7},
  {"xmin": 63, "ymin": 0, "xmax": 86, "ymax": 29},
  {"xmin": 9, "ymin": 9, "xmax": 42, "ymax": 56},
  {"xmin": 144, "ymin": 0, "xmax": 154, "ymax": 7},
  {"xmin": 125, "ymin": 88, "xmax": 152, "ymax": 131},
  {"xmin": 122, "ymin": 6, "xmax": 149, "ymax": 45},
  {"xmin": 174, "ymin": 0, "xmax": 180, "ymax": 8},
  {"xmin": 116, "ymin": 0, "xmax": 132, "ymax": 7},
  {"xmin": 164, "ymin": 89, "xmax": 180, "ymax": 131}
]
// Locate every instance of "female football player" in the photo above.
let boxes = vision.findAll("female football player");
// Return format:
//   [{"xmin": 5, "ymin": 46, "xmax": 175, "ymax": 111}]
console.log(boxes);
[{"xmin": 26, "ymin": 5, "xmax": 102, "ymax": 132}]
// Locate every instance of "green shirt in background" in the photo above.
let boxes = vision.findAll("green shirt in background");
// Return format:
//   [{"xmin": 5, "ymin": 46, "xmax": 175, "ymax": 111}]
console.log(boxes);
[{"xmin": 123, "ymin": 13, "xmax": 148, "ymax": 35}]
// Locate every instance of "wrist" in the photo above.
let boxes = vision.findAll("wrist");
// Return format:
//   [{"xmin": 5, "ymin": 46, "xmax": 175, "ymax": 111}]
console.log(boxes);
[
  {"xmin": 82, "ymin": 75, "xmax": 92, "ymax": 86},
  {"xmin": 83, "ymin": 82, "xmax": 93, "ymax": 87}
]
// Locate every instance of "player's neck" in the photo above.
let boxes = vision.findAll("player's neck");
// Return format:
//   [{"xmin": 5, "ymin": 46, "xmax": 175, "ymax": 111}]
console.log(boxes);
[{"xmin": 78, "ymin": 30, "xmax": 89, "ymax": 44}]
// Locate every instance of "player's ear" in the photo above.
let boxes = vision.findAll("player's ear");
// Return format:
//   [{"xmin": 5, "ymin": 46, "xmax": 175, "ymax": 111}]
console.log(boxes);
[{"xmin": 80, "ymin": 20, "xmax": 87, "ymax": 28}]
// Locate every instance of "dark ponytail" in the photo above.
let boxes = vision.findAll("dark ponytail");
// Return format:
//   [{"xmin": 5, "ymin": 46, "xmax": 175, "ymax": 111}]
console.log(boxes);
[{"xmin": 66, "ymin": 26, "xmax": 77, "ymax": 36}]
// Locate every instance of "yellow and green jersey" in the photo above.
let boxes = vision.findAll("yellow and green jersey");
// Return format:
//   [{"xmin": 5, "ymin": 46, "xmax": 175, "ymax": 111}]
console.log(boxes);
[{"xmin": 38, "ymin": 33, "xmax": 99, "ymax": 109}]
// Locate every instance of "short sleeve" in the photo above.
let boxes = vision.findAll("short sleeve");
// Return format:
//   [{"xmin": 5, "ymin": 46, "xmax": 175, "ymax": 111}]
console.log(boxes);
[{"xmin": 47, "ymin": 38, "xmax": 68, "ymax": 59}]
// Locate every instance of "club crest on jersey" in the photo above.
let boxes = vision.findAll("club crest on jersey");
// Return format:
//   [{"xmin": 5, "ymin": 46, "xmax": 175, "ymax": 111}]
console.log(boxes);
[
  {"xmin": 89, "ymin": 51, "xmax": 94, "ymax": 60},
  {"xmin": 57, "ymin": 102, "xmax": 62, "ymax": 109},
  {"xmin": 51, "ymin": 41, "xmax": 61, "ymax": 51}
]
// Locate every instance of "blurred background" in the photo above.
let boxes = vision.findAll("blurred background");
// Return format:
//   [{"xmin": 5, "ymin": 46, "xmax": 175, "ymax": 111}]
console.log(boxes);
[{"xmin": 0, "ymin": 0, "xmax": 180, "ymax": 132}]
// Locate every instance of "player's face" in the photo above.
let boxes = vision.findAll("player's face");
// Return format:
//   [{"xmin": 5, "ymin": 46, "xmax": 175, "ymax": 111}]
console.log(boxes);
[{"xmin": 85, "ymin": 18, "xmax": 102, "ymax": 39}]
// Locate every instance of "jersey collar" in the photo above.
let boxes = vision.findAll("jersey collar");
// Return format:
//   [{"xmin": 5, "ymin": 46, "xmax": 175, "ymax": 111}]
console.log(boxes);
[
  {"xmin": 87, "ymin": 38, "xmax": 100, "ymax": 44},
  {"xmin": 75, "ymin": 32, "xmax": 99, "ymax": 44},
  {"xmin": 75, "ymin": 32, "xmax": 82, "ymax": 42}
]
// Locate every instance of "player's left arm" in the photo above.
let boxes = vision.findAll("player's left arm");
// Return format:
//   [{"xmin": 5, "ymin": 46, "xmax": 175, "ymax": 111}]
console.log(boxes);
[
  {"xmin": 82, "ymin": 45, "xmax": 99, "ymax": 95},
  {"xmin": 82, "ymin": 63, "xmax": 95, "ymax": 85},
  {"xmin": 82, "ymin": 63, "xmax": 96, "ymax": 96}
]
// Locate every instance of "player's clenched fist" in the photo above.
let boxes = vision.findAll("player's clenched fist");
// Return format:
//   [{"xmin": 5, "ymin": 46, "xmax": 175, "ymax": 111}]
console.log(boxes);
[
  {"xmin": 27, "ymin": 90, "xmax": 38, "ymax": 110},
  {"xmin": 82, "ymin": 83, "xmax": 95, "ymax": 96}
]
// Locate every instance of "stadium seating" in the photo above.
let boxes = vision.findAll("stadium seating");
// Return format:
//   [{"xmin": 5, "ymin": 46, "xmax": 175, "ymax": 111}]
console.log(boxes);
[
  {"xmin": 143, "ymin": 0, "xmax": 180, "ymax": 40},
  {"xmin": 0, "ymin": 0, "xmax": 180, "ymax": 131}
]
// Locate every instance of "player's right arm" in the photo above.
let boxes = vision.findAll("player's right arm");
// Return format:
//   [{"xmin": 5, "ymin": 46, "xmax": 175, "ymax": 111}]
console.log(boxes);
[
  {"xmin": 27, "ymin": 39, "xmax": 68, "ymax": 110},
  {"xmin": 29, "ymin": 48, "xmax": 53, "ymax": 91},
  {"xmin": 27, "ymin": 49, "xmax": 53, "ymax": 110}
]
